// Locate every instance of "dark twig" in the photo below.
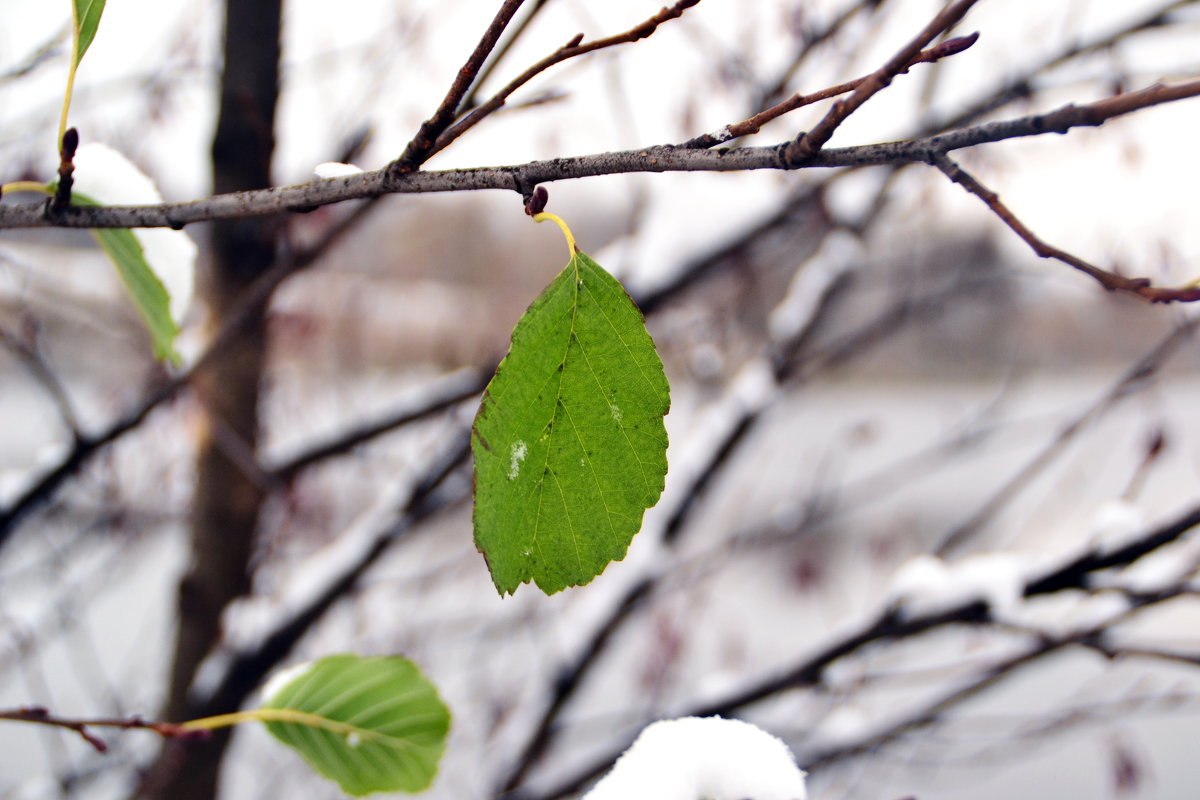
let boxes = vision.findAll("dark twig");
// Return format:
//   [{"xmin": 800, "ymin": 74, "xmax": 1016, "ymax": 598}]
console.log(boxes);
[
  {"xmin": 753, "ymin": 0, "xmax": 889, "ymax": 113},
  {"xmin": 529, "ymin": 500, "xmax": 1200, "ymax": 800},
  {"xmin": 51, "ymin": 127, "xmax": 78, "ymax": 211},
  {"xmin": 934, "ymin": 153, "xmax": 1200, "ymax": 302},
  {"xmin": 784, "ymin": 0, "xmax": 980, "ymax": 163},
  {"xmin": 391, "ymin": 0, "xmax": 529, "ymax": 172},
  {"xmin": 0, "ymin": 706, "xmax": 199, "ymax": 753},
  {"xmin": 935, "ymin": 319, "xmax": 1200, "ymax": 558},
  {"xmin": 429, "ymin": 0, "xmax": 703, "ymax": 159},
  {"xmin": 269, "ymin": 368, "xmax": 490, "ymax": 483},
  {"xmin": 685, "ymin": 32, "xmax": 980, "ymax": 149},
  {"xmin": 457, "ymin": 0, "xmax": 556, "ymax": 114},
  {"xmin": 929, "ymin": 0, "xmax": 1198, "ymax": 134},
  {"xmin": 0, "ymin": 322, "xmax": 81, "ymax": 436}
]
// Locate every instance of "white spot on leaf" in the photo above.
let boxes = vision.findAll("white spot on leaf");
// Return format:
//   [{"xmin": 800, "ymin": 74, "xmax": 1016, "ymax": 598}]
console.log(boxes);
[
  {"xmin": 609, "ymin": 402, "xmax": 622, "ymax": 423},
  {"xmin": 347, "ymin": 732, "xmax": 362, "ymax": 747},
  {"xmin": 508, "ymin": 440, "xmax": 528, "ymax": 480}
]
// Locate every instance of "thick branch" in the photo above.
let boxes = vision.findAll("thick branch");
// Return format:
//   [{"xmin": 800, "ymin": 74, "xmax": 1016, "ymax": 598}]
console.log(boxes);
[{"xmin": 4, "ymin": 79, "xmax": 1195, "ymax": 231}]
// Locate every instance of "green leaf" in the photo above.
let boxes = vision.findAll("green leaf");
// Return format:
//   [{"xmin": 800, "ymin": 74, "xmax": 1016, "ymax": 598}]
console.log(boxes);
[
  {"xmin": 473, "ymin": 236, "xmax": 670, "ymax": 595},
  {"xmin": 73, "ymin": 0, "xmax": 107, "ymax": 66},
  {"xmin": 68, "ymin": 191, "xmax": 181, "ymax": 364},
  {"xmin": 261, "ymin": 654, "xmax": 451, "ymax": 796}
]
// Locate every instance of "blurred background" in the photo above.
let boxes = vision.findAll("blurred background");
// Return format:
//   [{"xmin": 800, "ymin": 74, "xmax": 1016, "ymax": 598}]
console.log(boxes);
[{"xmin": 2, "ymin": 1, "xmax": 1200, "ymax": 798}]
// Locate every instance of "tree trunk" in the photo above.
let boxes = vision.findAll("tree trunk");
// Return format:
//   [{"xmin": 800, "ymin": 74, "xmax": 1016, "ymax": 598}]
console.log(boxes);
[{"xmin": 138, "ymin": 1, "xmax": 282, "ymax": 798}]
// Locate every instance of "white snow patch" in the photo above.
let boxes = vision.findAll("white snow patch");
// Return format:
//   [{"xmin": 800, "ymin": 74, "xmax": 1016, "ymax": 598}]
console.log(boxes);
[
  {"xmin": 731, "ymin": 358, "xmax": 777, "ymax": 410},
  {"xmin": 583, "ymin": 716, "xmax": 806, "ymax": 800},
  {"xmin": 1089, "ymin": 533, "xmax": 1200, "ymax": 594},
  {"xmin": 816, "ymin": 704, "xmax": 874, "ymax": 748},
  {"xmin": 768, "ymin": 230, "xmax": 861, "ymax": 343},
  {"xmin": 260, "ymin": 660, "xmax": 315, "ymax": 702},
  {"xmin": 508, "ymin": 440, "xmax": 528, "ymax": 480},
  {"xmin": 1087, "ymin": 498, "xmax": 1147, "ymax": 552},
  {"xmin": 1004, "ymin": 590, "xmax": 1132, "ymax": 637},
  {"xmin": 314, "ymin": 161, "xmax": 365, "ymax": 178},
  {"xmin": 889, "ymin": 552, "xmax": 1024, "ymax": 621}
]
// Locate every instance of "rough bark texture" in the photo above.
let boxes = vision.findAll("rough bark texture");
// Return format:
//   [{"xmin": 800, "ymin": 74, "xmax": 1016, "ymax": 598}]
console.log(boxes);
[{"xmin": 137, "ymin": 1, "xmax": 282, "ymax": 798}]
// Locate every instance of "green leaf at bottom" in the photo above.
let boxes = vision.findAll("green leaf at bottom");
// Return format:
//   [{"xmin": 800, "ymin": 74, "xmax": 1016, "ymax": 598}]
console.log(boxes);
[
  {"xmin": 473, "ymin": 248, "xmax": 670, "ymax": 595},
  {"xmin": 262, "ymin": 654, "xmax": 450, "ymax": 796}
]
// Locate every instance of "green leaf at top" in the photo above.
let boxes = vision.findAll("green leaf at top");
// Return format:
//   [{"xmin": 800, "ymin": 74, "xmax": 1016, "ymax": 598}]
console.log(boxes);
[
  {"xmin": 63, "ymin": 191, "xmax": 181, "ymax": 364},
  {"xmin": 473, "ymin": 247, "xmax": 670, "ymax": 595},
  {"xmin": 73, "ymin": 0, "xmax": 107, "ymax": 65},
  {"xmin": 262, "ymin": 654, "xmax": 451, "ymax": 796}
]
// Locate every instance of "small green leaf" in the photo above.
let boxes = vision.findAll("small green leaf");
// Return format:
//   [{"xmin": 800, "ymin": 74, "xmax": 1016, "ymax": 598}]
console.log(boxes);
[
  {"xmin": 73, "ymin": 0, "xmax": 107, "ymax": 66},
  {"xmin": 68, "ymin": 191, "xmax": 181, "ymax": 364},
  {"xmin": 262, "ymin": 654, "xmax": 451, "ymax": 796},
  {"xmin": 473, "ymin": 226, "xmax": 670, "ymax": 595}
]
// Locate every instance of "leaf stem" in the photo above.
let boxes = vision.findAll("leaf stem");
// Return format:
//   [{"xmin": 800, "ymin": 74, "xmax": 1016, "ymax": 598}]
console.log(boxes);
[
  {"xmin": 182, "ymin": 707, "xmax": 379, "ymax": 741},
  {"xmin": 1, "ymin": 181, "xmax": 52, "ymax": 196},
  {"xmin": 533, "ymin": 212, "xmax": 577, "ymax": 258},
  {"xmin": 59, "ymin": 5, "xmax": 82, "ymax": 148}
]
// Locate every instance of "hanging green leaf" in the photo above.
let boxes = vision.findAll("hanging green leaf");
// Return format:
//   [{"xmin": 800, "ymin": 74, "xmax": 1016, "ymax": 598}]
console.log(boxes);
[
  {"xmin": 260, "ymin": 654, "xmax": 451, "ymax": 796},
  {"xmin": 473, "ymin": 213, "xmax": 670, "ymax": 595},
  {"xmin": 68, "ymin": 190, "xmax": 181, "ymax": 364},
  {"xmin": 73, "ymin": 0, "xmax": 107, "ymax": 66}
]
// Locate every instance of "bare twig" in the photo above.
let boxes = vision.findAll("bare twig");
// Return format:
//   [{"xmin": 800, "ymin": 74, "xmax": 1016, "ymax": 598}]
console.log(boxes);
[
  {"xmin": 753, "ymin": 0, "xmax": 890, "ymax": 112},
  {"xmin": 686, "ymin": 32, "xmax": 980, "ymax": 149},
  {"xmin": 929, "ymin": 0, "xmax": 1199, "ymax": 134},
  {"xmin": 527, "ymin": 501, "xmax": 1200, "ymax": 800},
  {"xmin": 430, "ymin": 0, "xmax": 703, "ymax": 159},
  {"xmin": 4, "ymin": 78, "xmax": 1195, "ymax": 233},
  {"xmin": 457, "ymin": 0, "xmax": 556, "ymax": 114},
  {"xmin": 391, "ymin": 0, "xmax": 529, "ymax": 171},
  {"xmin": 783, "ymin": 0, "xmax": 981, "ymax": 162},
  {"xmin": 0, "ymin": 322, "xmax": 81, "ymax": 436},
  {"xmin": 935, "ymin": 319, "xmax": 1200, "ymax": 557},
  {"xmin": 268, "ymin": 368, "xmax": 490, "ymax": 482},
  {"xmin": 0, "ymin": 706, "xmax": 197, "ymax": 753},
  {"xmin": 934, "ymin": 153, "xmax": 1200, "ymax": 302}
]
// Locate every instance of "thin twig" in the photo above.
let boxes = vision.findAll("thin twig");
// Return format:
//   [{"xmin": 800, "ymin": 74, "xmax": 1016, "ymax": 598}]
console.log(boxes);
[
  {"xmin": 0, "ymin": 707, "xmax": 197, "ymax": 753},
  {"xmin": 429, "ymin": 0, "xmax": 703, "ymax": 160},
  {"xmin": 527, "ymin": 500, "xmax": 1200, "ymax": 800},
  {"xmin": 457, "ymin": 0, "xmax": 556, "ymax": 114},
  {"xmin": 784, "ymin": 0, "xmax": 980, "ymax": 162},
  {"xmin": 753, "ymin": 0, "xmax": 890, "ymax": 112},
  {"xmin": 933, "ymin": 153, "xmax": 1200, "ymax": 302},
  {"xmin": 935, "ymin": 319, "xmax": 1200, "ymax": 557},
  {"xmin": 0, "ymin": 322, "xmax": 82, "ymax": 436},
  {"xmin": 686, "ymin": 32, "xmax": 980, "ymax": 149},
  {"xmin": 391, "ymin": 0, "xmax": 529, "ymax": 171}
]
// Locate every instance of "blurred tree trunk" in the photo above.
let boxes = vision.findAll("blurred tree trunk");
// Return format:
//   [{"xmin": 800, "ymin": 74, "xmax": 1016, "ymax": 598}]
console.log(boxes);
[{"xmin": 138, "ymin": 0, "xmax": 282, "ymax": 798}]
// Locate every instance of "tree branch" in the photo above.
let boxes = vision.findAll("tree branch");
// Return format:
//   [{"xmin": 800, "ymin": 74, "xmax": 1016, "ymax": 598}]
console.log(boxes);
[
  {"xmin": 430, "ymin": 0, "xmax": 703, "ymax": 160},
  {"xmin": 0, "ymin": 707, "xmax": 197, "ymax": 753},
  {"xmin": 783, "ymin": 0, "xmax": 980, "ymax": 162},
  {"xmin": 527, "ymin": 499, "xmax": 1200, "ymax": 800},
  {"xmin": 390, "ymin": 0, "xmax": 529, "ymax": 171},
  {"xmin": 934, "ymin": 153, "xmax": 1200, "ymax": 302},
  {"xmin": 2, "ymin": 79, "xmax": 1194, "ymax": 231}
]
